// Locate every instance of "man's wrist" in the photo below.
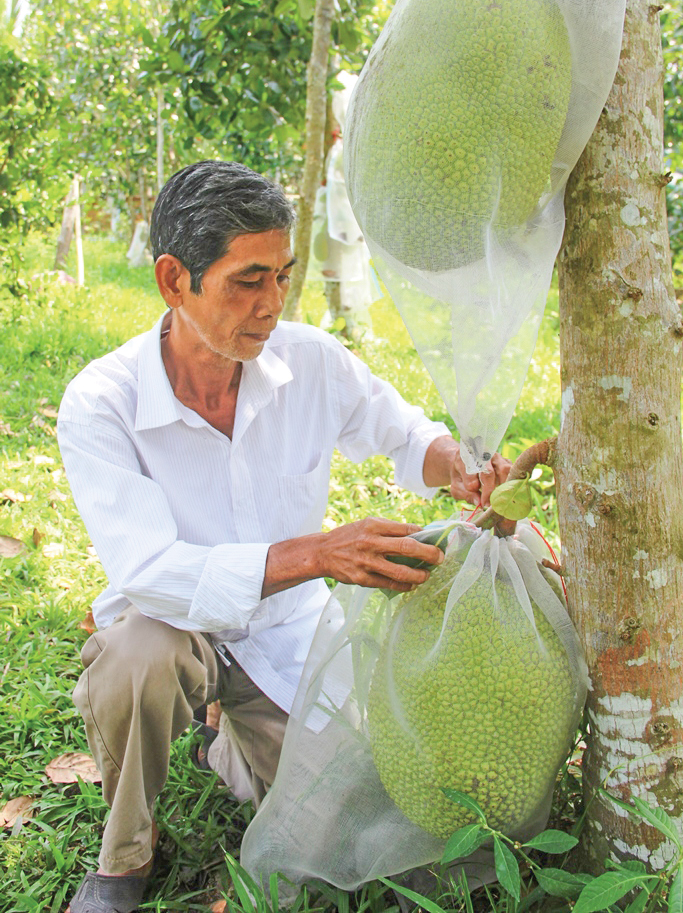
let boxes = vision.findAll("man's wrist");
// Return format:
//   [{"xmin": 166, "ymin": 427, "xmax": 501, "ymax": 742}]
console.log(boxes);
[{"xmin": 423, "ymin": 435, "xmax": 460, "ymax": 488}]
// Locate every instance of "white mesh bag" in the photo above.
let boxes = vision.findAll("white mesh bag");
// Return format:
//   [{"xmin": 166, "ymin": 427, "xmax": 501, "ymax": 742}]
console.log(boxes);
[
  {"xmin": 240, "ymin": 521, "xmax": 588, "ymax": 892},
  {"xmin": 344, "ymin": 0, "xmax": 626, "ymax": 471}
]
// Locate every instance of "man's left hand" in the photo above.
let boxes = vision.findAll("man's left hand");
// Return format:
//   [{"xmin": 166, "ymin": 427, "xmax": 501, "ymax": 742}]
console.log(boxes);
[
  {"xmin": 449, "ymin": 449, "xmax": 510, "ymax": 508},
  {"xmin": 423, "ymin": 436, "xmax": 511, "ymax": 508}
]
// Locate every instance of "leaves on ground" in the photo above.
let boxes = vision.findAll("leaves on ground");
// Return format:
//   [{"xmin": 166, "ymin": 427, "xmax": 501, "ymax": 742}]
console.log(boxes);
[
  {"xmin": 0, "ymin": 796, "xmax": 34, "ymax": 828},
  {"xmin": 0, "ymin": 534, "xmax": 26, "ymax": 557},
  {"xmin": 45, "ymin": 752, "xmax": 102, "ymax": 784},
  {"xmin": 79, "ymin": 609, "xmax": 97, "ymax": 634}
]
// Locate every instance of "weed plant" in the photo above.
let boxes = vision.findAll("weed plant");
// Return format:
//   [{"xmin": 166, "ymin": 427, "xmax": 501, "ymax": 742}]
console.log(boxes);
[{"xmin": 1, "ymin": 232, "xmax": 563, "ymax": 912}]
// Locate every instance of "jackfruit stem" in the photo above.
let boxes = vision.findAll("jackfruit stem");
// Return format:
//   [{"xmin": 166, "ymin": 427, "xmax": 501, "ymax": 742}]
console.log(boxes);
[{"xmin": 474, "ymin": 437, "xmax": 557, "ymax": 536}]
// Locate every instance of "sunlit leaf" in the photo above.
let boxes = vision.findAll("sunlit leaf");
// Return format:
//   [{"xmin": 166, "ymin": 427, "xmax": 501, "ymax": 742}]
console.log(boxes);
[
  {"xmin": 0, "ymin": 535, "xmax": 26, "ymax": 558},
  {"xmin": 523, "ymin": 829, "xmax": 579, "ymax": 854},
  {"xmin": 490, "ymin": 476, "xmax": 533, "ymax": 520}
]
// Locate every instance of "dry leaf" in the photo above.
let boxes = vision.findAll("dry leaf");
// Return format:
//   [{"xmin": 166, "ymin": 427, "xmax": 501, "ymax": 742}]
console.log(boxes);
[
  {"xmin": 45, "ymin": 752, "xmax": 101, "ymax": 784},
  {"xmin": 0, "ymin": 796, "xmax": 34, "ymax": 828},
  {"xmin": 33, "ymin": 454, "xmax": 55, "ymax": 466},
  {"xmin": 32, "ymin": 528, "xmax": 44, "ymax": 547},
  {"xmin": 54, "ymin": 577, "xmax": 73, "ymax": 590},
  {"xmin": 0, "ymin": 536, "xmax": 26, "ymax": 558},
  {"xmin": 43, "ymin": 542, "xmax": 64, "ymax": 558},
  {"xmin": 38, "ymin": 406, "xmax": 59, "ymax": 420},
  {"xmin": 0, "ymin": 421, "xmax": 13, "ymax": 436},
  {"xmin": 86, "ymin": 544, "xmax": 98, "ymax": 557},
  {"xmin": 210, "ymin": 902, "xmax": 227, "ymax": 913},
  {"xmin": 1, "ymin": 488, "xmax": 26, "ymax": 503},
  {"xmin": 48, "ymin": 489, "xmax": 68, "ymax": 505},
  {"xmin": 79, "ymin": 610, "xmax": 96, "ymax": 634}
]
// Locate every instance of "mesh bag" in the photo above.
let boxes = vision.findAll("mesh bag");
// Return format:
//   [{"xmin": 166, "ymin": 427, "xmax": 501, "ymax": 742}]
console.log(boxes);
[
  {"xmin": 240, "ymin": 520, "xmax": 588, "ymax": 891},
  {"xmin": 344, "ymin": 0, "xmax": 626, "ymax": 471}
]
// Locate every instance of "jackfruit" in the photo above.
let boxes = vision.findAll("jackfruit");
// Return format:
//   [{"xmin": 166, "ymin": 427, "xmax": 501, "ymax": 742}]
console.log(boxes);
[
  {"xmin": 345, "ymin": 0, "xmax": 572, "ymax": 271},
  {"xmin": 367, "ymin": 550, "xmax": 579, "ymax": 840}
]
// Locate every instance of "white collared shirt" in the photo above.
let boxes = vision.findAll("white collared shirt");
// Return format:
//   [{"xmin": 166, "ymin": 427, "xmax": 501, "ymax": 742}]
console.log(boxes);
[{"xmin": 57, "ymin": 314, "xmax": 449, "ymax": 712}]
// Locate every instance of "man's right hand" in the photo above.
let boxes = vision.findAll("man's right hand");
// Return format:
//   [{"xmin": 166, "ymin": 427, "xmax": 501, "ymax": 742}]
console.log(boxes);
[{"xmin": 262, "ymin": 518, "xmax": 445, "ymax": 598}]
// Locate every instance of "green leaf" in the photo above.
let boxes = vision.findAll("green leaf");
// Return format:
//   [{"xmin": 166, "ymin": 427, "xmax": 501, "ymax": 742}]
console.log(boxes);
[
  {"xmin": 523, "ymin": 829, "xmax": 579, "ymax": 854},
  {"xmin": 442, "ymin": 824, "xmax": 487, "ymax": 864},
  {"xmin": 379, "ymin": 877, "xmax": 449, "ymax": 913},
  {"xmin": 669, "ymin": 865, "xmax": 683, "ymax": 913},
  {"xmin": 140, "ymin": 27, "xmax": 156, "ymax": 49},
  {"xmin": 574, "ymin": 872, "xmax": 657, "ymax": 913},
  {"xmin": 625, "ymin": 888, "xmax": 651, "ymax": 913},
  {"xmin": 632, "ymin": 797, "xmax": 682, "ymax": 847},
  {"xmin": 167, "ymin": 50, "xmax": 187, "ymax": 73},
  {"xmin": 296, "ymin": 0, "xmax": 314, "ymax": 19},
  {"xmin": 494, "ymin": 837, "xmax": 521, "ymax": 902},
  {"xmin": 534, "ymin": 867, "xmax": 587, "ymax": 899},
  {"xmin": 441, "ymin": 788, "xmax": 487, "ymax": 823},
  {"xmin": 489, "ymin": 476, "xmax": 533, "ymax": 521}
]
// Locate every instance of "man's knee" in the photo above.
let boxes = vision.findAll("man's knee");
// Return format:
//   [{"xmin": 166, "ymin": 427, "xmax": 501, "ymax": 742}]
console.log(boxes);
[{"xmin": 76, "ymin": 606, "xmax": 216, "ymax": 716}]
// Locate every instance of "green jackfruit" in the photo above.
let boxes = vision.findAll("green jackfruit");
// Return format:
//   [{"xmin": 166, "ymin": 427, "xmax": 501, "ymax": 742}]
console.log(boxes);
[
  {"xmin": 346, "ymin": 0, "xmax": 572, "ymax": 271},
  {"xmin": 367, "ymin": 551, "xmax": 578, "ymax": 839}
]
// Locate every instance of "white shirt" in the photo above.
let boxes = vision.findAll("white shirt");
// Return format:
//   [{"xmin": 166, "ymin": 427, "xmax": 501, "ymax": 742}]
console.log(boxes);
[{"xmin": 57, "ymin": 314, "xmax": 449, "ymax": 712}]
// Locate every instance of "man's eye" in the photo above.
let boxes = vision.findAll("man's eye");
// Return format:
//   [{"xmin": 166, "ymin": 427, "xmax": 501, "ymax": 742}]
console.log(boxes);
[
  {"xmin": 278, "ymin": 274, "xmax": 291, "ymax": 284},
  {"xmin": 238, "ymin": 280, "xmax": 260, "ymax": 288}
]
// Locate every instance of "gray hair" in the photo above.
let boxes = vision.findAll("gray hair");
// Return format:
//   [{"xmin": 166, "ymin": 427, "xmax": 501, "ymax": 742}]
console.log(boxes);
[{"xmin": 150, "ymin": 160, "xmax": 296, "ymax": 294}]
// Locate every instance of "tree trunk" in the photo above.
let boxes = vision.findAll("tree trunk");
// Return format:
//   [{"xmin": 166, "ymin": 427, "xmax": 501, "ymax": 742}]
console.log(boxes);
[
  {"xmin": 555, "ymin": 0, "xmax": 683, "ymax": 872},
  {"xmin": 282, "ymin": 0, "xmax": 335, "ymax": 321},
  {"xmin": 156, "ymin": 86, "xmax": 164, "ymax": 193},
  {"xmin": 53, "ymin": 177, "xmax": 80, "ymax": 272}
]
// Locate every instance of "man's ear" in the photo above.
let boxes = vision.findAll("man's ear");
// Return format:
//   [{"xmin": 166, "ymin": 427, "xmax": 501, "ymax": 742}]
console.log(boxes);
[{"xmin": 155, "ymin": 254, "xmax": 190, "ymax": 309}]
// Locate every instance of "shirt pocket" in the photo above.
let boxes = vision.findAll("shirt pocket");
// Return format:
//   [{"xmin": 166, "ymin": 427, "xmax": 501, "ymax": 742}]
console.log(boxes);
[{"xmin": 276, "ymin": 453, "xmax": 330, "ymax": 538}]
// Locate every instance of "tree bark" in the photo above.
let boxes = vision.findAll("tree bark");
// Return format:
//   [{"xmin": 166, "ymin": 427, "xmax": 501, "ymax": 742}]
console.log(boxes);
[
  {"xmin": 555, "ymin": 0, "xmax": 683, "ymax": 872},
  {"xmin": 53, "ymin": 177, "xmax": 80, "ymax": 273},
  {"xmin": 282, "ymin": 0, "xmax": 335, "ymax": 321}
]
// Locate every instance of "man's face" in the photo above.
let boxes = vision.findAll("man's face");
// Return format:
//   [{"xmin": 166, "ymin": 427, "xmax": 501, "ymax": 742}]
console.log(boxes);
[{"xmin": 174, "ymin": 229, "xmax": 295, "ymax": 363}]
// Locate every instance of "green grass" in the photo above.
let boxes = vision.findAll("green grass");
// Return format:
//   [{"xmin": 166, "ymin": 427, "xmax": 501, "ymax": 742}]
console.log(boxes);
[{"xmin": 0, "ymin": 230, "xmax": 563, "ymax": 913}]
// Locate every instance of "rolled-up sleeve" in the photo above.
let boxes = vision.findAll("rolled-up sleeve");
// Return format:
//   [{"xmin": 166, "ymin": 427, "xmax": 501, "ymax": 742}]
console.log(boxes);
[{"xmin": 58, "ymin": 416, "xmax": 270, "ymax": 632}]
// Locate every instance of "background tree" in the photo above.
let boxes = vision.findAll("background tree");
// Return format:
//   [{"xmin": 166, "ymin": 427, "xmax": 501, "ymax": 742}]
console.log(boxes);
[
  {"xmin": 662, "ymin": 0, "xmax": 682, "ymax": 283},
  {"xmin": 22, "ymin": 0, "xmax": 172, "ymax": 237},
  {"xmin": 555, "ymin": 0, "xmax": 683, "ymax": 872},
  {"xmin": 0, "ymin": 37, "xmax": 54, "ymax": 295}
]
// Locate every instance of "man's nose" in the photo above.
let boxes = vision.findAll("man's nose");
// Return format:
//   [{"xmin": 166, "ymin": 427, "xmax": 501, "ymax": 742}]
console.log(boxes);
[{"xmin": 255, "ymin": 278, "xmax": 285, "ymax": 317}]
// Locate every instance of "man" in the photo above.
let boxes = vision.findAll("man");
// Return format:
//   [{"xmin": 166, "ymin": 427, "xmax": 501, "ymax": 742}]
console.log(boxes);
[{"xmin": 58, "ymin": 160, "xmax": 509, "ymax": 913}]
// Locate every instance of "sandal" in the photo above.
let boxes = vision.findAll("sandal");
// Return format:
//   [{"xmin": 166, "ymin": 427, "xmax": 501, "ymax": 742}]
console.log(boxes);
[
  {"xmin": 191, "ymin": 714, "xmax": 219, "ymax": 772},
  {"xmin": 69, "ymin": 870, "xmax": 150, "ymax": 913}
]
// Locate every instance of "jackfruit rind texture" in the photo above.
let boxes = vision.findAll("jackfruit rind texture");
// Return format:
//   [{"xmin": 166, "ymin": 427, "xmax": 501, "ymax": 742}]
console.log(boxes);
[
  {"xmin": 367, "ymin": 538, "xmax": 581, "ymax": 840},
  {"xmin": 345, "ymin": 0, "xmax": 572, "ymax": 271}
]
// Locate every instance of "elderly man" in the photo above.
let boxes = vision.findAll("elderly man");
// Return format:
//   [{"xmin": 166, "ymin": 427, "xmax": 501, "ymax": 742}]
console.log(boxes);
[{"xmin": 58, "ymin": 160, "xmax": 509, "ymax": 913}]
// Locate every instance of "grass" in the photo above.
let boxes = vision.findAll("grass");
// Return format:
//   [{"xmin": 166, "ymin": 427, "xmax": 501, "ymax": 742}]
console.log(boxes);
[{"xmin": 0, "ymin": 230, "xmax": 564, "ymax": 913}]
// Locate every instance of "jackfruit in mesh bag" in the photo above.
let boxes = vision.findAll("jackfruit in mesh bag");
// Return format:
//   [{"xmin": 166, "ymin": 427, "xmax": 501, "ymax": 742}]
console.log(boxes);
[
  {"xmin": 240, "ymin": 520, "xmax": 588, "ymax": 891},
  {"xmin": 344, "ymin": 0, "xmax": 626, "ymax": 472}
]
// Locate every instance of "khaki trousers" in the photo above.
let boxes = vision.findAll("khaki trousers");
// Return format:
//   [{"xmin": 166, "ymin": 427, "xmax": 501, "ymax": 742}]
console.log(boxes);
[{"xmin": 73, "ymin": 605, "xmax": 288, "ymax": 875}]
